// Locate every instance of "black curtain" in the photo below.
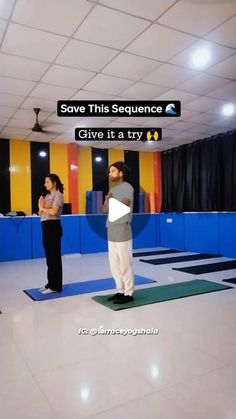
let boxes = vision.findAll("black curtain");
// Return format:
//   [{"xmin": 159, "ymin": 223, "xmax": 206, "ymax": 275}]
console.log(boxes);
[
  {"xmin": 30, "ymin": 142, "xmax": 50, "ymax": 214},
  {"xmin": 162, "ymin": 149, "xmax": 174, "ymax": 212},
  {"xmin": 0, "ymin": 139, "xmax": 10, "ymax": 214},
  {"xmin": 92, "ymin": 148, "xmax": 109, "ymax": 199},
  {"xmin": 161, "ymin": 130, "xmax": 236, "ymax": 212},
  {"xmin": 185, "ymin": 142, "xmax": 200, "ymax": 211},
  {"xmin": 222, "ymin": 131, "xmax": 236, "ymax": 211}
]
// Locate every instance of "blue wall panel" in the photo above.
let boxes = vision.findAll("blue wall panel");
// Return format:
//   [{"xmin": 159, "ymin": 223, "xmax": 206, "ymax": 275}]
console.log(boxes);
[
  {"xmin": 80, "ymin": 214, "xmax": 159, "ymax": 253},
  {"xmin": 159, "ymin": 213, "xmax": 185, "ymax": 249},
  {"xmin": 1, "ymin": 213, "xmax": 236, "ymax": 262},
  {"xmin": 61, "ymin": 216, "xmax": 80, "ymax": 254},
  {"xmin": 184, "ymin": 213, "xmax": 219, "ymax": 254},
  {"xmin": 0, "ymin": 217, "xmax": 32, "ymax": 261},
  {"xmin": 31, "ymin": 216, "xmax": 44, "ymax": 258},
  {"xmin": 156, "ymin": 213, "xmax": 160, "ymax": 246},
  {"xmin": 80, "ymin": 215, "xmax": 108, "ymax": 253},
  {"xmin": 219, "ymin": 213, "xmax": 236, "ymax": 258},
  {"xmin": 132, "ymin": 214, "xmax": 158, "ymax": 249}
]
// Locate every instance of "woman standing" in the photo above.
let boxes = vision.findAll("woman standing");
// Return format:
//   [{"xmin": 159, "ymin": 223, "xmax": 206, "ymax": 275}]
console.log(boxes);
[{"xmin": 38, "ymin": 174, "xmax": 64, "ymax": 293}]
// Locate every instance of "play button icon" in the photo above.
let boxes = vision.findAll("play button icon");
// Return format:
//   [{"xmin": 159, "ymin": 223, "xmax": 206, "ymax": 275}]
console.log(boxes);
[{"xmin": 108, "ymin": 197, "xmax": 131, "ymax": 223}]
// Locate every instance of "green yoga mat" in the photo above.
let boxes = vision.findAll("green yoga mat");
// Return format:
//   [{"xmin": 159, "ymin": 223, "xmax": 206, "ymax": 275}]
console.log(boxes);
[{"xmin": 92, "ymin": 280, "xmax": 232, "ymax": 311}]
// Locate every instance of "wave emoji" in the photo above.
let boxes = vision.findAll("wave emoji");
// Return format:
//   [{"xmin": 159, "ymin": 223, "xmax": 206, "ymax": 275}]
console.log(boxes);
[{"xmin": 165, "ymin": 103, "xmax": 177, "ymax": 115}]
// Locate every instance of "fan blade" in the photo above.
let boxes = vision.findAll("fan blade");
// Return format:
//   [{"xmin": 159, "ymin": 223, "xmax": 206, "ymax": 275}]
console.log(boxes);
[{"xmin": 32, "ymin": 122, "xmax": 43, "ymax": 132}]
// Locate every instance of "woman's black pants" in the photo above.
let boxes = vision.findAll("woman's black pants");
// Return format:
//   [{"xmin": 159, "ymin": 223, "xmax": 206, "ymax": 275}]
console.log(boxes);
[{"xmin": 42, "ymin": 220, "xmax": 63, "ymax": 292}]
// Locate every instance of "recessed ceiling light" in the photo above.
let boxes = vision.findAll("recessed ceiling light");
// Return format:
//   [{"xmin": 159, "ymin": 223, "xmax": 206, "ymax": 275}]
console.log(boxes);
[
  {"xmin": 192, "ymin": 47, "xmax": 211, "ymax": 69},
  {"xmin": 222, "ymin": 103, "xmax": 235, "ymax": 117},
  {"xmin": 95, "ymin": 156, "xmax": 102, "ymax": 162},
  {"xmin": 80, "ymin": 387, "xmax": 90, "ymax": 401},
  {"xmin": 39, "ymin": 151, "xmax": 47, "ymax": 157}
]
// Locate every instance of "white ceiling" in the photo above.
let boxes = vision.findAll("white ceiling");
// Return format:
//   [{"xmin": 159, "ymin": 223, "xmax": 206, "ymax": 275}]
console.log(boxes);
[{"xmin": 0, "ymin": 0, "xmax": 235, "ymax": 152}]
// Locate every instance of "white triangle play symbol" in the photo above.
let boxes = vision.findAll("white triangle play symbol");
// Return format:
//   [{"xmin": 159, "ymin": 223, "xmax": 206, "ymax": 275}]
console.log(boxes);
[{"xmin": 108, "ymin": 197, "xmax": 130, "ymax": 223}]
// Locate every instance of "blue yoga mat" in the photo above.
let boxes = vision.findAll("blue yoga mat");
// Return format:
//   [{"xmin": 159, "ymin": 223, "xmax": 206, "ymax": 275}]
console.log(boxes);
[{"xmin": 23, "ymin": 275, "xmax": 156, "ymax": 301}]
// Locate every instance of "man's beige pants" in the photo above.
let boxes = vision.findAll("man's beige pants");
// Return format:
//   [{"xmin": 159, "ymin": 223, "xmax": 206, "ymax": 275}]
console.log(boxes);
[{"xmin": 108, "ymin": 240, "xmax": 134, "ymax": 296}]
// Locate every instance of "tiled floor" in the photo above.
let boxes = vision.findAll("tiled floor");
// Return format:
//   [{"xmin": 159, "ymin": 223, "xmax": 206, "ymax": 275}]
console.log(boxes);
[{"xmin": 0, "ymin": 249, "xmax": 236, "ymax": 419}]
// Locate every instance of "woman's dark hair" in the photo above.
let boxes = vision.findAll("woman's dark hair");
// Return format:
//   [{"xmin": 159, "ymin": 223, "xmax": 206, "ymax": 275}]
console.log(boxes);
[
  {"xmin": 46, "ymin": 173, "xmax": 64, "ymax": 193},
  {"xmin": 108, "ymin": 161, "xmax": 130, "ymax": 181}
]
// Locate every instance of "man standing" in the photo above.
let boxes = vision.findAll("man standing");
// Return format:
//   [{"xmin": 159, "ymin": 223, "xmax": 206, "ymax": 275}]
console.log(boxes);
[{"xmin": 102, "ymin": 161, "xmax": 134, "ymax": 304}]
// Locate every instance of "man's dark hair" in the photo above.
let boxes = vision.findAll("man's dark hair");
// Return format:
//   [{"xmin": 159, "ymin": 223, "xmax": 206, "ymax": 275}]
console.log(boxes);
[{"xmin": 108, "ymin": 161, "xmax": 130, "ymax": 181}]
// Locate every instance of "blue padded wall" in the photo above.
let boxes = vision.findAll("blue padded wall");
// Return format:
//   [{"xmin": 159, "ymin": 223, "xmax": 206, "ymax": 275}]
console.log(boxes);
[
  {"xmin": 219, "ymin": 213, "xmax": 236, "ymax": 258},
  {"xmin": 61, "ymin": 216, "xmax": 81, "ymax": 254},
  {"xmin": 80, "ymin": 215, "xmax": 108, "ymax": 253},
  {"xmin": 31, "ymin": 216, "xmax": 44, "ymax": 258},
  {"xmin": 159, "ymin": 213, "xmax": 185, "ymax": 250},
  {"xmin": 80, "ymin": 214, "xmax": 159, "ymax": 253},
  {"xmin": 156, "ymin": 213, "xmax": 160, "ymax": 246},
  {"xmin": 132, "ymin": 214, "xmax": 159, "ymax": 249},
  {"xmin": 0, "ymin": 217, "xmax": 32, "ymax": 261},
  {"xmin": 1, "ymin": 213, "xmax": 236, "ymax": 262},
  {"xmin": 184, "ymin": 213, "xmax": 219, "ymax": 254}
]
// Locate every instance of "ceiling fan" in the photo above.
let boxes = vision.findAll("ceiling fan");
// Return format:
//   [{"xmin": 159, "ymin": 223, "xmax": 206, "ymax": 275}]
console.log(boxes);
[
  {"xmin": 31, "ymin": 107, "xmax": 67, "ymax": 137},
  {"xmin": 32, "ymin": 108, "xmax": 45, "ymax": 132}
]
